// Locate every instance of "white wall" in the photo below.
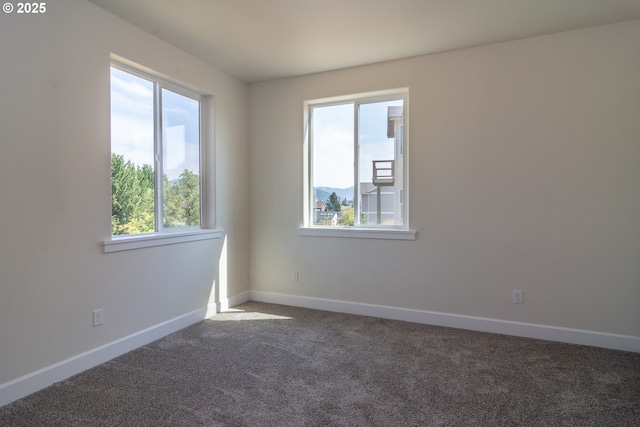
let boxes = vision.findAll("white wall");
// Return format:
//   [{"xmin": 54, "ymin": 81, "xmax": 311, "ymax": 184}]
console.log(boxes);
[
  {"xmin": 0, "ymin": 0, "xmax": 249, "ymax": 392},
  {"xmin": 249, "ymin": 20, "xmax": 640, "ymax": 339}
]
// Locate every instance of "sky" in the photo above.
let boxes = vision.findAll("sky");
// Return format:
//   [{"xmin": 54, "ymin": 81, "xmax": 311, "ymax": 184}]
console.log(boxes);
[
  {"xmin": 110, "ymin": 67, "xmax": 200, "ymax": 181},
  {"xmin": 312, "ymin": 99, "xmax": 403, "ymax": 189},
  {"xmin": 111, "ymin": 66, "xmax": 399, "ymax": 188}
]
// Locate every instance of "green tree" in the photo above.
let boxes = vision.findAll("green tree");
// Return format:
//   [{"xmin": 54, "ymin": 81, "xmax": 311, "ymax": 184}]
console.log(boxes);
[
  {"xmin": 111, "ymin": 155, "xmax": 200, "ymax": 234},
  {"xmin": 176, "ymin": 169, "xmax": 200, "ymax": 226},
  {"xmin": 163, "ymin": 174, "xmax": 178, "ymax": 228},
  {"xmin": 340, "ymin": 206, "xmax": 354, "ymax": 226},
  {"xmin": 164, "ymin": 169, "xmax": 200, "ymax": 228},
  {"xmin": 327, "ymin": 192, "xmax": 342, "ymax": 212},
  {"xmin": 138, "ymin": 164, "xmax": 154, "ymax": 194},
  {"xmin": 111, "ymin": 153, "xmax": 155, "ymax": 235},
  {"xmin": 111, "ymin": 153, "xmax": 136, "ymax": 231}
]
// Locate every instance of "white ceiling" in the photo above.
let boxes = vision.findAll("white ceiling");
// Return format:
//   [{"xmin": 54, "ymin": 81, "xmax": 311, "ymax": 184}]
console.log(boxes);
[{"xmin": 87, "ymin": 0, "xmax": 640, "ymax": 83}]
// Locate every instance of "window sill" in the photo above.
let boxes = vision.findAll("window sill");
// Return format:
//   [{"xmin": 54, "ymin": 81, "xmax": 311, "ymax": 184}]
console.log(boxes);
[
  {"xmin": 103, "ymin": 229, "xmax": 223, "ymax": 253},
  {"xmin": 297, "ymin": 227, "xmax": 416, "ymax": 240}
]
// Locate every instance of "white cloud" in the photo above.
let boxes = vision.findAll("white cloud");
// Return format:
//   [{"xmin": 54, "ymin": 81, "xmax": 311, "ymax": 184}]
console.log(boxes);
[
  {"xmin": 313, "ymin": 126, "xmax": 354, "ymax": 188},
  {"xmin": 110, "ymin": 68, "xmax": 155, "ymax": 167},
  {"xmin": 111, "ymin": 113, "xmax": 154, "ymax": 166}
]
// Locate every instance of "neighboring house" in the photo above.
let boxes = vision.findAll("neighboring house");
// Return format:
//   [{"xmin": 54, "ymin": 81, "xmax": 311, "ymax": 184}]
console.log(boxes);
[
  {"xmin": 313, "ymin": 195, "xmax": 338, "ymax": 225},
  {"xmin": 314, "ymin": 196, "xmax": 326, "ymax": 212},
  {"xmin": 314, "ymin": 210, "xmax": 338, "ymax": 226},
  {"xmin": 360, "ymin": 106, "xmax": 404, "ymax": 225},
  {"xmin": 360, "ymin": 182, "xmax": 397, "ymax": 225}
]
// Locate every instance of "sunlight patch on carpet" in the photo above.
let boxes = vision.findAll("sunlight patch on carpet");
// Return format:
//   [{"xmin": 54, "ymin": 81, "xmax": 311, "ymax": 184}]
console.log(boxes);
[{"xmin": 212, "ymin": 309, "xmax": 293, "ymax": 321}]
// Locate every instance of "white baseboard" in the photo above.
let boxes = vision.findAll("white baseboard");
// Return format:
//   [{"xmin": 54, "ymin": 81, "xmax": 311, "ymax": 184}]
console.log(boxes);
[
  {"xmin": 4, "ymin": 290, "xmax": 637, "ymax": 409},
  {"xmin": 217, "ymin": 291, "xmax": 251, "ymax": 312},
  {"xmin": 248, "ymin": 291, "xmax": 640, "ymax": 353},
  {"xmin": 0, "ymin": 289, "xmax": 257, "ymax": 409},
  {"xmin": 0, "ymin": 302, "xmax": 218, "ymax": 408}
]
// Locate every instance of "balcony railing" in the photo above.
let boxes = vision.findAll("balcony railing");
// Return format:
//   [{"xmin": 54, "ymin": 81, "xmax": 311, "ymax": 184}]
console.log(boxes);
[{"xmin": 372, "ymin": 160, "xmax": 394, "ymax": 186}]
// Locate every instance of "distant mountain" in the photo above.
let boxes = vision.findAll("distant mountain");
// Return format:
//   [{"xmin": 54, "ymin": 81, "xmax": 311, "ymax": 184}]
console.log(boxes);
[{"xmin": 314, "ymin": 186, "xmax": 354, "ymax": 203}]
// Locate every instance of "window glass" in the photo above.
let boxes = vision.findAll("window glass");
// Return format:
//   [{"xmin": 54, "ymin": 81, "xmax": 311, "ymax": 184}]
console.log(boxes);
[
  {"xmin": 309, "ymin": 94, "xmax": 406, "ymax": 228},
  {"xmin": 161, "ymin": 88, "xmax": 201, "ymax": 228},
  {"xmin": 358, "ymin": 100, "xmax": 404, "ymax": 226},
  {"xmin": 110, "ymin": 68, "xmax": 155, "ymax": 235},
  {"xmin": 311, "ymin": 103, "xmax": 354, "ymax": 226},
  {"xmin": 110, "ymin": 65, "xmax": 202, "ymax": 236}
]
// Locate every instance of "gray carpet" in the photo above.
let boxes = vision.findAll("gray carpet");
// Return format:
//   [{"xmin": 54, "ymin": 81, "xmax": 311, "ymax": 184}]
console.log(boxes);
[{"xmin": 1, "ymin": 301, "xmax": 639, "ymax": 426}]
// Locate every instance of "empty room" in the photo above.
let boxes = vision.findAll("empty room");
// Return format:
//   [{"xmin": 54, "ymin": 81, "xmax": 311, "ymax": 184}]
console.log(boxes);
[{"xmin": 1, "ymin": 0, "xmax": 639, "ymax": 425}]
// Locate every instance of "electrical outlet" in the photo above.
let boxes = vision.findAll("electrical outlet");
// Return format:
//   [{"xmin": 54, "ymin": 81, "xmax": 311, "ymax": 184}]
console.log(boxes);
[
  {"xmin": 93, "ymin": 309, "xmax": 104, "ymax": 327},
  {"xmin": 513, "ymin": 290, "xmax": 523, "ymax": 304},
  {"xmin": 292, "ymin": 271, "xmax": 299, "ymax": 282}
]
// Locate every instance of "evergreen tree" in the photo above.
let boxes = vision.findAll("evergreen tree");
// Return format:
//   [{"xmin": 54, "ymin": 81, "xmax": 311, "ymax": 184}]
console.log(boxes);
[
  {"xmin": 111, "ymin": 155, "xmax": 200, "ymax": 234},
  {"xmin": 177, "ymin": 169, "xmax": 200, "ymax": 226},
  {"xmin": 111, "ymin": 153, "xmax": 154, "ymax": 235},
  {"xmin": 327, "ymin": 192, "xmax": 342, "ymax": 212},
  {"xmin": 164, "ymin": 169, "xmax": 200, "ymax": 228}
]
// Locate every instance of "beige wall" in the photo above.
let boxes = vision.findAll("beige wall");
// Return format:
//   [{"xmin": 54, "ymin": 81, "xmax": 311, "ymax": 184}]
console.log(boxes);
[
  {"xmin": 0, "ymin": 0, "xmax": 249, "ymax": 385},
  {"xmin": 249, "ymin": 20, "xmax": 640, "ymax": 337}
]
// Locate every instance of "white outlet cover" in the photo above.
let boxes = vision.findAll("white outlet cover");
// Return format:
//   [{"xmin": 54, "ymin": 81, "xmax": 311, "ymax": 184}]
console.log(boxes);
[
  {"xmin": 513, "ymin": 290, "xmax": 523, "ymax": 304},
  {"xmin": 93, "ymin": 309, "xmax": 104, "ymax": 326}
]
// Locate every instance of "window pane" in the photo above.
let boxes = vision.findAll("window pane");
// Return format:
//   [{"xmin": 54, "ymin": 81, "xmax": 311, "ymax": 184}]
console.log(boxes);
[
  {"xmin": 161, "ymin": 88, "xmax": 201, "ymax": 228},
  {"xmin": 311, "ymin": 103, "xmax": 354, "ymax": 226},
  {"xmin": 110, "ymin": 67, "xmax": 155, "ymax": 235},
  {"xmin": 358, "ymin": 100, "xmax": 404, "ymax": 226}
]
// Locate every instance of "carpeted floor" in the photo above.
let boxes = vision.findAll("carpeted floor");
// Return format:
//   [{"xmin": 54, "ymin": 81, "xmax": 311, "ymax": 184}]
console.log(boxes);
[{"xmin": 1, "ymin": 301, "xmax": 639, "ymax": 426}]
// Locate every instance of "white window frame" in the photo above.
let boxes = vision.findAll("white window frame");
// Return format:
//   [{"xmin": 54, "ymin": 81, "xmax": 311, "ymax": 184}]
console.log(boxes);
[
  {"xmin": 104, "ymin": 59, "xmax": 220, "ymax": 252},
  {"xmin": 300, "ymin": 89, "xmax": 416, "ymax": 240}
]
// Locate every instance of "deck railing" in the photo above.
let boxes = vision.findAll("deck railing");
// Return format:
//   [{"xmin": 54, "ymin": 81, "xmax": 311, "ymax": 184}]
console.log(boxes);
[{"xmin": 372, "ymin": 160, "xmax": 394, "ymax": 186}]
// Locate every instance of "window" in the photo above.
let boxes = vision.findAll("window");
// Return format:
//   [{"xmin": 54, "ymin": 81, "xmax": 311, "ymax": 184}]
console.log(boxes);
[
  {"xmin": 110, "ymin": 63, "xmax": 203, "ymax": 237},
  {"xmin": 306, "ymin": 91, "xmax": 408, "ymax": 230}
]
